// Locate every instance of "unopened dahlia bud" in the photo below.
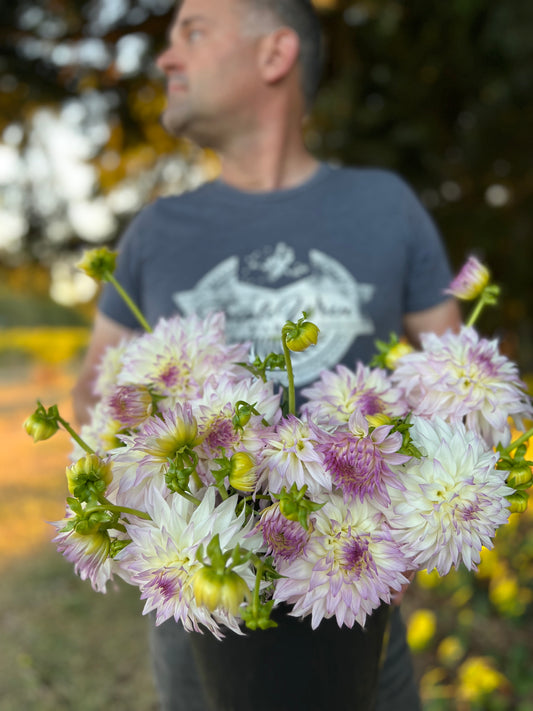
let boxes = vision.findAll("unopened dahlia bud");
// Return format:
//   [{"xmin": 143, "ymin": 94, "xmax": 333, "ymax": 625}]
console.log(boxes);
[
  {"xmin": 232, "ymin": 401, "xmax": 259, "ymax": 430},
  {"xmin": 283, "ymin": 315, "xmax": 320, "ymax": 352},
  {"xmin": 66, "ymin": 453, "xmax": 112, "ymax": 498},
  {"xmin": 506, "ymin": 464, "xmax": 533, "ymax": 490},
  {"xmin": 286, "ymin": 321, "xmax": 320, "ymax": 353},
  {"xmin": 446, "ymin": 256, "xmax": 490, "ymax": 301},
  {"xmin": 24, "ymin": 411, "xmax": 59, "ymax": 442},
  {"xmin": 77, "ymin": 247, "xmax": 117, "ymax": 281},
  {"xmin": 366, "ymin": 413, "xmax": 393, "ymax": 429},
  {"xmin": 228, "ymin": 452, "xmax": 257, "ymax": 493},
  {"xmin": 507, "ymin": 490, "xmax": 529, "ymax": 514},
  {"xmin": 192, "ymin": 566, "xmax": 250, "ymax": 616},
  {"xmin": 384, "ymin": 341, "xmax": 414, "ymax": 369}
]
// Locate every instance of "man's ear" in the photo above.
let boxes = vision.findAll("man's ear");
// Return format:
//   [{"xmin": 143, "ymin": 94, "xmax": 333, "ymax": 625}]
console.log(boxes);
[{"xmin": 258, "ymin": 27, "xmax": 300, "ymax": 85}]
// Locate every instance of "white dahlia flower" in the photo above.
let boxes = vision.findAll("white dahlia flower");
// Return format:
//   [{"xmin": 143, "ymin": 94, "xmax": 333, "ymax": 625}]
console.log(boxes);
[{"xmin": 385, "ymin": 417, "xmax": 511, "ymax": 575}]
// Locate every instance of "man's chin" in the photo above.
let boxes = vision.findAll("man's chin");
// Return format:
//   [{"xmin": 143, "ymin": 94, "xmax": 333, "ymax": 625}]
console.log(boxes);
[{"xmin": 160, "ymin": 109, "xmax": 190, "ymax": 138}]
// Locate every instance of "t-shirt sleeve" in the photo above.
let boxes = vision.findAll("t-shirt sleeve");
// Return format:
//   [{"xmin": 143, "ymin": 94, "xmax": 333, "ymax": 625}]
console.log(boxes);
[
  {"xmin": 98, "ymin": 209, "xmax": 148, "ymax": 329},
  {"xmin": 400, "ymin": 180, "xmax": 454, "ymax": 313}
]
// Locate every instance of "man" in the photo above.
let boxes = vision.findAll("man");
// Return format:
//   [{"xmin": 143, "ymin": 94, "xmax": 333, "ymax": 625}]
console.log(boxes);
[{"xmin": 73, "ymin": 0, "xmax": 461, "ymax": 708}]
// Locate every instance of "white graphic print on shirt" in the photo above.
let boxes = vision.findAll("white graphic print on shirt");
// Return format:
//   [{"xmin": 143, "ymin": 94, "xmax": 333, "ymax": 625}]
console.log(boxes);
[{"xmin": 173, "ymin": 244, "xmax": 375, "ymax": 386}]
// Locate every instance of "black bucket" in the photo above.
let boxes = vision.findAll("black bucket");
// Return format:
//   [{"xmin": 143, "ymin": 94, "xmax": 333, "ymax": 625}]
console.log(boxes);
[{"xmin": 190, "ymin": 603, "xmax": 390, "ymax": 711}]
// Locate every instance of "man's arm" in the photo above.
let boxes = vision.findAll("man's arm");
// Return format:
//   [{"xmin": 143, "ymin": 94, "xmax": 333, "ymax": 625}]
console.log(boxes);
[
  {"xmin": 72, "ymin": 312, "xmax": 136, "ymax": 426},
  {"xmin": 403, "ymin": 297, "xmax": 462, "ymax": 348}
]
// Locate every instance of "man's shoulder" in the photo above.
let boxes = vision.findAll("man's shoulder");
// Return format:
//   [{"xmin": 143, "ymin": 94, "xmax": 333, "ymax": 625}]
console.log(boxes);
[
  {"xmin": 324, "ymin": 164, "xmax": 417, "ymax": 213},
  {"xmin": 330, "ymin": 164, "xmax": 410, "ymax": 194}
]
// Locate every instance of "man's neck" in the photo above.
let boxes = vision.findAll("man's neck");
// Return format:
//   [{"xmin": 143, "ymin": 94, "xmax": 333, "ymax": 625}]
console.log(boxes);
[
  {"xmin": 216, "ymin": 115, "xmax": 319, "ymax": 193},
  {"xmin": 219, "ymin": 152, "xmax": 319, "ymax": 193}
]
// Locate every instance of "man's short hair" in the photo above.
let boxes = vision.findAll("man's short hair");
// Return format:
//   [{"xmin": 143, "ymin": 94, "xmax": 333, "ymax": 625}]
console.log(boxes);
[{"xmin": 241, "ymin": 0, "xmax": 324, "ymax": 109}]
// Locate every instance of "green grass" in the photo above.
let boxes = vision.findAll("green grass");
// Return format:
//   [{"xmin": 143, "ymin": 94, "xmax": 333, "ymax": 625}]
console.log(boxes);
[
  {"xmin": 0, "ymin": 547, "xmax": 158, "ymax": 710},
  {"xmin": 0, "ymin": 286, "xmax": 89, "ymax": 328}
]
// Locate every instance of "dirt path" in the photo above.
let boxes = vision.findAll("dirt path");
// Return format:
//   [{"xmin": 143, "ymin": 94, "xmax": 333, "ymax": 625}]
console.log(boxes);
[{"xmin": 0, "ymin": 363, "xmax": 76, "ymax": 565}]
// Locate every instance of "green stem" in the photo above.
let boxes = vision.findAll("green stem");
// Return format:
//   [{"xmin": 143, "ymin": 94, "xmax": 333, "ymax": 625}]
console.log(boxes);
[
  {"xmin": 216, "ymin": 483, "xmax": 229, "ymax": 501},
  {"xmin": 86, "ymin": 504, "xmax": 152, "ymax": 521},
  {"xmin": 106, "ymin": 272, "xmax": 152, "ymax": 333},
  {"xmin": 501, "ymin": 426, "xmax": 533, "ymax": 456},
  {"xmin": 281, "ymin": 334, "xmax": 296, "ymax": 416},
  {"xmin": 466, "ymin": 295, "xmax": 486, "ymax": 327},
  {"xmin": 173, "ymin": 487, "xmax": 202, "ymax": 506},
  {"xmin": 56, "ymin": 414, "xmax": 94, "ymax": 454},
  {"xmin": 252, "ymin": 560, "xmax": 264, "ymax": 615}
]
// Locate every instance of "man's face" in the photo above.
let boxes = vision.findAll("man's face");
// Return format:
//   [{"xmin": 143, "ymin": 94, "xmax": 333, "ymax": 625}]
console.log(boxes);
[{"xmin": 157, "ymin": 0, "xmax": 264, "ymax": 145}]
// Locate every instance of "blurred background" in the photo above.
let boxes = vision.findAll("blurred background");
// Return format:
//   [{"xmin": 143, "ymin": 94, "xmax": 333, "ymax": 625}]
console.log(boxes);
[{"xmin": 0, "ymin": 0, "xmax": 532, "ymax": 708}]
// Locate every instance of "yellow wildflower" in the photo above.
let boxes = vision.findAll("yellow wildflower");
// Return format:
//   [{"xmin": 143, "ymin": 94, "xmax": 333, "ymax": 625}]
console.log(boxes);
[
  {"xmin": 437, "ymin": 636, "xmax": 464, "ymax": 668},
  {"xmin": 406, "ymin": 609, "xmax": 437, "ymax": 652},
  {"xmin": 457, "ymin": 656, "xmax": 507, "ymax": 702}
]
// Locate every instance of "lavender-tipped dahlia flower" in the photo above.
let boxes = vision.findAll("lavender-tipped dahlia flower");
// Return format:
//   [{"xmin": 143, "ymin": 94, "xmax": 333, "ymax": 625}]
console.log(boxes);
[
  {"xmin": 385, "ymin": 417, "xmax": 511, "ymax": 576},
  {"xmin": 301, "ymin": 362, "xmax": 408, "ymax": 428},
  {"xmin": 258, "ymin": 415, "xmax": 330, "ymax": 496},
  {"xmin": 116, "ymin": 487, "xmax": 263, "ymax": 638},
  {"xmin": 52, "ymin": 516, "xmax": 115, "ymax": 593},
  {"xmin": 256, "ymin": 502, "xmax": 309, "ymax": 563},
  {"xmin": 108, "ymin": 384, "xmax": 153, "ymax": 427},
  {"xmin": 274, "ymin": 494, "xmax": 410, "ymax": 629},
  {"xmin": 445, "ymin": 256, "xmax": 490, "ymax": 301},
  {"xmin": 392, "ymin": 327, "xmax": 532, "ymax": 447},
  {"xmin": 315, "ymin": 411, "xmax": 409, "ymax": 506},
  {"xmin": 117, "ymin": 313, "xmax": 249, "ymax": 404}
]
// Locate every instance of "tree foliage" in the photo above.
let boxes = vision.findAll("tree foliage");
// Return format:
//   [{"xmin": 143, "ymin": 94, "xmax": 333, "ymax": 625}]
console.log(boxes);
[{"xmin": 0, "ymin": 0, "xmax": 532, "ymax": 360}]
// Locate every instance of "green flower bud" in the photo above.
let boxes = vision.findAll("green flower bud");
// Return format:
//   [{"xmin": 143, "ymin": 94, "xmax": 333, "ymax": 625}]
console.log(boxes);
[
  {"xmin": 192, "ymin": 566, "xmax": 250, "ymax": 616},
  {"xmin": 77, "ymin": 247, "xmax": 117, "ymax": 281},
  {"xmin": 279, "ymin": 498, "xmax": 299, "ymax": 522},
  {"xmin": 23, "ymin": 410, "xmax": 59, "ymax": 442},
  {"xmin": 66, "ymin": 453, "xmax": 112, "ymax": 498},
  {"xmin": 228, "ymin": 452, "xmax": 257, "ymax": 493},
  {"xmin": 366, "ymin": 413, "xmax": 393, "ymax": 429},
  {"xmin": 232, "ymin": 402, "xmax": 253, "ymax": 429},
  {"xmin": 507, "ymin": 490, "xmax": 529, "ymax": 514},
  {"xmin": 384, "ymin": 341, "xmax": 414, "ymax": 369},
  {"xmin": 506, "ymin": 464, "xmax": 533, "ymax": 489},
  {"xmin": 284, "ymin": 320, "xmax": 320, "ymax": 352}
]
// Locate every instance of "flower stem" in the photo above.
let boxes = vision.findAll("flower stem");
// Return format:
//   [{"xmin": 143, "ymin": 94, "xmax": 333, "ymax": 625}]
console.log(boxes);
[
  {"xmin": 87, "ymin": 503, "xmax": 152, "ymax": 521},
  {"xmin": 281, "ymin": 334, "xmax": 296, "ymax": 415},
  {"xmin": 252, "ymin": 560, "xmax": 264, "ymax": 616},
  {"xmin": 56, "ymin": 413, "xmax": 94, "ymax": 454},
  {"xmin": 501, "ymin": 426, "xmax": 533, "ymax": 456},
  {"xmin": 216, "ymin": 483, "xmax": 229, "ymax": 501},
  {"xmin": 106, "ymin": 272, "xmax": 152, "ymax": 333},
  {"xmin": 173, "ymin": 487, "xmax": 202, "ymax": 506},
  {"xmin": 466, "ymin": 296, "xmax": 485, "ymax": 327}
]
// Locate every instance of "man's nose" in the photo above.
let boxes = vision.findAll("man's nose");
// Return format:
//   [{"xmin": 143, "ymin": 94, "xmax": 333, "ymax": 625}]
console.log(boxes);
[{"xmin": 156, "ymin": 45, "xmax": 184, "ymax": 73}]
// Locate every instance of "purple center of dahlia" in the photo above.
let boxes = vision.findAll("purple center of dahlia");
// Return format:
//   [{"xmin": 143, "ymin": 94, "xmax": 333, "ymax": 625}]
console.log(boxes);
[
  {"xmin": 203, "ymin": 417, "xmax": 237, "ymax": 450},
  {"xmin": 356, "ymin": 392, "xmax": 383, "ymax": 416},
  {"xmin": 159, "ymin": 364, "xmax": 182, "ymax": 387},
  {"xmin": 320, "ymin": 435, "xmax": 390, "ymax": 502},
  {"xmin": 260, "ymin": 510, "xmax": 308, "ymax": 562},
  {"xmin": 460, "ymin": 501, "xmax": 481, "ymax": 521},
  {"xmin": 152, "ymin": 569, "xmax": 180, "ymax": 602},
  {"xmin": 340, "ymin": 535, "xmax": 375, "ymax": 578}
]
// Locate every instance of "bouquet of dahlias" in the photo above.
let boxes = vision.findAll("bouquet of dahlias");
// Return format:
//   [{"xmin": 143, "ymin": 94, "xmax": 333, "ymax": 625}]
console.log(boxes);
[{"xmin": 25, "ymin": 252, "xmax": 533, "ymax": 639}]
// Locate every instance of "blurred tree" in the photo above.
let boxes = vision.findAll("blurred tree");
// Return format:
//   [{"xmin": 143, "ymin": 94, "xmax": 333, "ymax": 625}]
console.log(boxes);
[
  {"xmin": 313, "ymin": 0, "xmax": 533, "ymax": 361},
  {"xmin": 0, "ymin": 0, "xmax": 532, "ymax": 361}
]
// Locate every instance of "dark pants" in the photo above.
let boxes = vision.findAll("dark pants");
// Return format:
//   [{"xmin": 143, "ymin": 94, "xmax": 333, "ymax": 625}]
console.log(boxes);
[{"xmin": 149, "ymin": 606, "xmax": 421, "ymax": 711}]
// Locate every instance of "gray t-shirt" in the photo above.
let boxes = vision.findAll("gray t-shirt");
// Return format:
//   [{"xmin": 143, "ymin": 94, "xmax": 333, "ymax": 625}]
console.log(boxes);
[{"xmin": 100, "ymin": 163, "xmax": 452, "ymax": 385}]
